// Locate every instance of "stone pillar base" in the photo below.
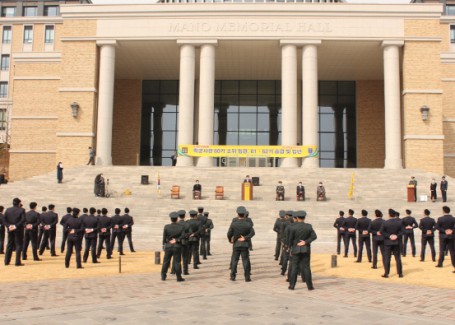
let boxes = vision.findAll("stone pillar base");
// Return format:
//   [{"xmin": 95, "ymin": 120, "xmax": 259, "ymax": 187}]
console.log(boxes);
[
  {"xmin": 301, "ymin": 157, "xmax": 319, "ymax": 168},
  {"xmin": 96, "ymin": 157, "xmax": 112, "ymax": 166},
  {"xmin": 196, "ymin": 156, "xmax": 214, "ymax": 167},
  {"xmin": 384, "ymin": 158, "xmax": 403, "ymax": 169},
  {"xmin": 176, "ymin": 156, "xmax": 194, "ymax": 167},
  {"xmin": 280, "ymin": 158, "xmax": 298, "ymax": 168}
]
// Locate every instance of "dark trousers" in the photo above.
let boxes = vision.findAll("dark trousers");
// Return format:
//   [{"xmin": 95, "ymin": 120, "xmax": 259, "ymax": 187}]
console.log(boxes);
[
  {"xmin": 0, "ymin": 225, "xmax": 5, "ymax": 253},
  {"xmin": 97, "ymin": 232, "xmax": 112, "ymax": 258},
  {"xmin": 161, "ymin": 246, "xmax": 182, "ymax": 278},
  {"xmin": 336, "ymin": 231, "xmax": 346, "ymax": 255},
  {"xmin": 39, "ymin": 229, "xmax": 56, "ymax": 255},
  {"xmin": 4, "ymin": 229, "xmax": 24, "ymax": 265},
  {"xmin": 22, "ymin": 230, "xmax": 39, "ymax": 260},
  {"xmin": 383, "ymin": 244, "xmax": 402, "ymax": 275},
  {"xmin": 344, "ymin": 233, "xmax": 357, "ymax": 257},
  {"xmin": 230, "ymin": 247, "xmax": 251, "ymax": 279},
  {"xmin": 200, "ymin": 236, "xmax": 207, "ymax": 259},
  {"xmin": 275, "ymin": 237, "xmax": 281, "ymax": 259},
  {"xmin": 187, "ymin": 241, "xmax": 199, "ymax": 267},
  {"xmin": 281, "ymin": 248, "xmax": 290, "ymax": 274},
  {"xmin": 207, "ymin": 235, "xmax": 211, "ymax": 254},
  {"xmin": 61, "ymin": 230, "xmax": 68, "ymax": 253},
  {"xmin": 357, "ymin": 236, "xmax": 372, "ymax": 262},
  {"xmin": 37, "ymin": 227, "xmax": 45, "ymax": 248},
  {"xmin": 437, "ymin": 238, "xmax": 455, "ymax": 267},
  {"xmin": 289, "ymin": 253, "xmax": 313, "ymax": 289},
  {"xmin": 122, "ymin": 230, "xmax": 134, "ymax": 252},
  {"xmin": 83, "ymin": 237, "xmax": 98, "ymax": 263},
  {"xmin": 65, "ymin": 236, "xmax": 82, "ymax": 268},
  {"xmin": 372, "ymin": 239, "xmax": 385, "ymax": 268},
  {"xmin": 110, "ymin": 231, "xmax": 124, "ymax": 254},
  {"xmin": 402, "ymin": 232, "xmax": 416, "ymax": 256},
  {"xmin": 441, "ymin": 190, "xmax": 447, "ymax": 202},
  {"xmin": 180, "ymin": 245, "xmax": 189, "ymax": 273},
  {"xmin": 420, "ymin": 236, "xmax": 436, "ymax": 261}
]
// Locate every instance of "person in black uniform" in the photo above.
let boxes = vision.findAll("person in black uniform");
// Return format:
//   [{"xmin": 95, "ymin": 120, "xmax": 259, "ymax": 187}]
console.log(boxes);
[
  {"xmin": 279, "ymin": 211, "xmax": 293, "ymax": 274},
  {"xmin": 65, "ymin": 208, "xmax": 83, "ymax": 269},
  {"xmin": 0, "ymin": 205, "xmax": 5, "ymax": 254},
  {"xmin": 121, "ymin": 208, "xmax": 135, "ymax": 253},
  {"xmin": 37, "ymin": 206, "xmax": 47, "ymax": 250},
  {"xmin": 78, "ymin": 208, "xmax": 88, "ymax": 249},
  {"xmin": 177, "ymin": 210, "xmax": 190, "ymax": 275},
  {"xmin": 419, "ymin": 209, "xmax": 436, "ymax": 262},
  {"xmin": 161, "ymin": 212, "xmax": 185, "ymax": 282},
  {"xmin": 197, "ymin": 207, "xmax": 208, "ymax": 260},
  {"xmin": 204, "ymin": 212, "xmax": 214, "ymax": 256},
  {"xmin": 187, "ymin": 210, "xmax": 202, "ymax": 269},
  {"xmin": 276, "ymin": 181, "xmax": 285, "ymax": 201},
  {"xmin": 97, "ymin": 208, "xmax": 112, "ymax": 259},
  {"xmin": 273, "ymin": 210, "xmax": 286, "ymax": 260},
  {"xmin": 355, "ymin": 209, "xmax": 372, "ymax": 263},
  {"xmin": 193, "ymin": 180, "xmax": 202, "ymax": 199},
  {"xmin": 4, "ymin": 198, "xmax": 25, "ymax": 266},
  {"xmin": 342, "ymin": 209, "xmax": 357, "ymax": 258},
  {"xmin": 82, "ymin": 207, "xmax": 99, "ymax": 264},
  {"xmin": 430, "ymin": 179, "xmax": 437, "ymax": 202},
  {"xmin": 109, "ymin": 208, "xmax": 124, "ymax": 255},
  {"xmin": 440, "ymin": 176, "xmax": 448, "ymax": 202},
  {"xmin": 380, "ymin": 209, "xmax": 404, "ymax": 278},
  {"xmin": 287, "ymin": 210, "xmax": 317, "ymax": 290},
  {"xmin": 60, "ymin": 207, "xmax": 72, "ymax": 254},
  {"xmin": 370, "ymin": 209, "xmax": 385, "ymax": 269},
  {"xmin": 296, "ymin": 182, "xmax": 305, "ymax": 201},
  {"xmin": 402, "ymin": 209, "xmax": 418, "ymax": 257},
  {"xmin": 22, "ymin": 202, "xmax": 41, "ymax": 261},
  {"xmin": 227, "ymin": 206, "xmax": 255, "ymax": 282},
  {"xmin": 409, "ymin": 176, "xmax": 417, "ymax": 202},
  {"xmin": 435, "ymin": 206, "xmax": 455, "ymax": 268},
  {"xmin": 39, "ymin": 204, "xmax": 59, "ymax": 257},
  {"xmin": 333, "ymin": 210, "xmax": 346, "ymax": 255}
]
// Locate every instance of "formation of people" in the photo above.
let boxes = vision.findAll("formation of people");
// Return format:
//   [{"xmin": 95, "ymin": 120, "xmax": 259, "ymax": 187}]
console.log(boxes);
[
  {"xmin": 333, "ymin": 207, "xmax": 455, "ymax": 277},
  {"xmin": 0, "ymin": 197, "xmax": 136, "ymax": 268}
]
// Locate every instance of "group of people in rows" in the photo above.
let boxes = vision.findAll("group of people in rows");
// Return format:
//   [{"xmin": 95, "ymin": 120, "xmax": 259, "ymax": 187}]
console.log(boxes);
[
  {"xmin": 0, "ymin": 197, "xmax": 136, "ymax": 268},
  {"xmin": 332, "ymin": 207, "xmax": 455, "ymax": 277}
]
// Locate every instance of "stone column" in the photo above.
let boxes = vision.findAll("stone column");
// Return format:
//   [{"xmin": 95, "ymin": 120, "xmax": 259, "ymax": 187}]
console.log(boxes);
[
  {"xmin": 96, "ymin": 40, "xmax": 116, "ymax": 166},
  {"xmin": 197, "ymin": 42, "xmax": 217, "ymax": 167},
  {"xmin": 280, "ymin": 43, "xmax": 298, "ymax": 167},
  {"xmin": 382, "ymin": 41, "xmax": 404, "ymax": 169},
  {"xmin": 301, "ymin": 41, "xmax": 321, "ymax": 168},
  {"xmin": 176, "ymin": 43, "xmax": 196, "ymax": 167}
]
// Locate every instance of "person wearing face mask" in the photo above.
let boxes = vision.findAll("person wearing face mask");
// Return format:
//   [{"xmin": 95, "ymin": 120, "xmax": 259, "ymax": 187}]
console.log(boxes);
[{"xmin": 317, "ymin": 182, "xmax": 326, "ymax": 201}]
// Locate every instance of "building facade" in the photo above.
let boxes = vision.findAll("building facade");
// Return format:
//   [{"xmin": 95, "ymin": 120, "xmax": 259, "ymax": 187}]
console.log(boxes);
[{"xmin": 2, "ymin": 1, "xmax": 455, "ymax": 180}]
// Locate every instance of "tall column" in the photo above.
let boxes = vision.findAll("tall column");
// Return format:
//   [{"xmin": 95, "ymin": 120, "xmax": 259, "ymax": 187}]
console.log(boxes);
[
  {"xmin": 301, "ymin": 41, "xmax": 321, "ymax": 168},
  {"xmin": 176, "ymin": 43, "xmax": 196, "ymax": 167},
  {"xmin": 280, "ymin": 43, "xmax": 298, "ymax": 167},
  {"xmin": 96, "ymin": 40, "xmax": 116, "ymax": 166},
  {"xmin": 382, "ymin": 41, "xmax": 404, "ymax": 169},
  {"xmin": 197, "ymin": 42, "xmax": 217, "ymax": 167}
]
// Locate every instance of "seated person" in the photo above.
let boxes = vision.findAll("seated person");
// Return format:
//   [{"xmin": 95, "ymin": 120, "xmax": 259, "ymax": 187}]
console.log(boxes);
[
  {"xmin": 276, "ymin": 181, "xmax": 285, "ymax": 200},
  {"xmin": 193, "ymin": 179, "xmax": 202, "ymax": 199},
  {"xmin": 296, "ymin": 181, "xmax": 305, "ymax": 200},
  {"xmin": 244, "ymin": 175, "xmax": 252, "ymax": 183},
  {"xmin": 317, "ymin": 182, "xmax": 326, "ymax": 201}
]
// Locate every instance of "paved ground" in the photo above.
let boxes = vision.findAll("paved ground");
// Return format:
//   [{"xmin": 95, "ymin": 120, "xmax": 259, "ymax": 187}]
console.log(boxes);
[{"xmin": 0, "ymin": 242, "xmax": 453, "ymax": 325}]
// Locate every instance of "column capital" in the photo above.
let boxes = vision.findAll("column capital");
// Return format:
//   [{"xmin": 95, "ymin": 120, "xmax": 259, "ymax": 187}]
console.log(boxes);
[
  {"xmin": 177, "ymin": 40, "xmax": 218, "ymax": 47},
  {"xmin": 96, "ymin": 40, "xmax": 118, "ymax": 47},
  {"xmin": 381, "ymin": 40, "xmax": 404, "ymax": 48},
  {"xmin": 280, "ymin": 40, "xmax": 321, "ymax": 47}
]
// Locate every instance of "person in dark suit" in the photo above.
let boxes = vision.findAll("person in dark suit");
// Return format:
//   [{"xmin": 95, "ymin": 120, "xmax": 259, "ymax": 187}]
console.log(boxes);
[
  {"xmin": 380, "ymin": 209, "xmax": 404, "ymax": 278},
  {"xmin": 65, "ymin": 208, "xmax": 84, "ymax": 269},
  {"xmin": 370, "ymin": 209, "xmax": 385, "ymax": 269},
  {"xmin": 296, "ymin": 182, "xmax": 305, "ymax": 201},
  {"xmin": 56, "ymin": 162, "xmax": 63, "ymax": 183},
  {"xmin": 193, "ymin": 180, "xmax": 202, "ymax": 199},
  {"xmin": 227, "ymin": 206, "xmax": 255, "ymax": 282},
  {"xmin": 39, "ymin": 204, "xmax": 58, "ymax": 257},
  {"xmin": 342, "ymin": 209, "xmax": 357, "ymax": 258},
  {"xmin": 287, "ymin": 210, "xmax": 317, "ymax": 290},
  {"xmin": 4, "ymin": 198, "xmax": 25, "ymax": 266},
  {"xmin": 402, "ymin": 209, "xmax": 418, "ymax": 257},
  {"xmin": 440, "ymin": 176, "xmax": 448, "ymax": 202},
  {"xmin": 0, "ymin": 205, "xmax": 5, "ymax": 254},
  {"xmin": 430, "ymin": 179, "xmax": 437, "ymax": 202},
  {"xmin": 121, "ymin": 208, "xmax": 135, "ymax": 252},
  {"xmin": 355, "ymin": 209, "xmax": 372, "ymax": 263},
  {"xmin": 204, "ymin": 212, "xmax": 214, "ymax": 256},
  {"xmin": 333, "ymin": 210, "xmax": 346, "ymax": 255},
  {"xmin": 37, "ymin": 206, "xmax": 47, "ymax": 249},
  {"xmin": 435, "ymin": 206, "xmax": 455, "ymax": 268},
  {"xmin": 243, "ymin": 175, "xmax": 252, "ymax": 183},
  {"xmin": 409, "ymin": 176, "xmax": 417, "ymax": 202},
  {"xmin": 60, "ymin": 207, "xmax": 72, "ymax": 254},
  {"xmin": 197, "ymin": 207, "xmax": 208, "ymax": 260},
  {"xmin": 200, "ymin": 211, "xmax": 213, "ymax": 258},
  {"xmin": 22, "ymin": 202, "xmax": 41, "ymax": 261},
  {"xmin": 161, "ymin": 212, "xmax": 185, "ymax": 282},
  {"xmin": 187, "ymin": 210, "xmax": 202, "ymax": 269},
  {"xmin": 110, "ymin": 208, "xmax": 124, "ymax": 255},
  {"xmin": 276, "ymin": 181, "xmax": 285, "ymax": 201},
  {"xmin": 273, "ymin": 210, "xmax": 286, "ymax": 260},
  {"xmin": 419, "ymin": 209, "xmax": 436, "ymax": 262},
  {"xmin": 279, "ymin": 211, "xmax": 293, "ymax": 274},
  {"xmin": 97, "ymin": 208, "xmax": 112, "ymax": 259},
  {"xmin": 82, "ymin": 207, "xmax": 99, "ymax": 264}
]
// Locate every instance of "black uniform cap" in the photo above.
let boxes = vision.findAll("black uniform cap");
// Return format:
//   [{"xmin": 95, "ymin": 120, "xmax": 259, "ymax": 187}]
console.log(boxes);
[
  {"xmin": 279, "ymin": 210, "xmax": 286, "ymax": 217},
  {"xmin": 203, "ymin": 211, "xmax": 209, "ymax": 216},
  {"xmin": 189, "ymin": 210, "xmax": 197, "ymax": 215},
  {"xmin": 296, "ymin": 210, "xmax": 307, "ymax": 218},
  {"xmin": 177, "ymin": 210, "xmax": 186, "ymax": 216},
  {"xmin": 169, "ymin": 212, "xmax": 179, "ymax": 219},
  {"xmin": 236, "ymin": 206, "xmax": 247, "ymax": 214}
]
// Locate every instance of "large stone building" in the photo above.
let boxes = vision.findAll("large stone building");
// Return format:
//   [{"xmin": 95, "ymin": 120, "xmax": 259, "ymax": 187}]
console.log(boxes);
[{"xmin": 1, "ymin": 0, "xmax": 455, "ymax": 180}]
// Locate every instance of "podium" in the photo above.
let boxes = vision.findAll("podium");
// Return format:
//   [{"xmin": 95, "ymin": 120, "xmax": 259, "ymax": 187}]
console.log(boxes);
[
  {"xmin": 242, "ymin": 182, "xmax": 253, "ymax": 201},
  {"xmin": 407, "ymin": 185, "xmax": 416, "ymax": 202}
]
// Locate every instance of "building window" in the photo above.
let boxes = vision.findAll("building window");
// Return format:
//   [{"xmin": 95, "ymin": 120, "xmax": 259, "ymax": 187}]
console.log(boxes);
[
  {"xmin": 45, "ymin": 26, "xmax": 55, "ymax": 44},
  {"xmin": 44, "ymin": 6, "xmax": 59, "ymax": 17},
  {"xmin": 447, "ymin": 5, "xmax": 455, "ymax": 16},
  {"xmin": 0, "ymin": 109, "xmax": 6, "ymax": 131},
  {"xmin": 0, "ymin": 82, "xmax": 8, "ymax": 98},
  {"xmin": 1, "ymin": 55, "xmax": 10, "ymax": 71},
  {"xmin": 23, "ymin": 6, "xmax": 37, "ymax": 17},
  {"xmin": 1, "ymin": 7, "xmax": 16, "ymax": 17},
  {"xmin": 23, "ymin": 26, "xmax": 33, "ymax": 44},
  {"xmin": 2, "ymin": 26, "xmax": 12, "ymax": 44},
  {"xmin": 451, "ymin": 25, "xmax": 455, "ymax": 44}
]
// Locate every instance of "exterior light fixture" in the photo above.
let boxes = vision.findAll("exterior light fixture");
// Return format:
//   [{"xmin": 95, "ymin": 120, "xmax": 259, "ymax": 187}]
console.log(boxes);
[
  {"xmin": 420, "ymin": 105, "xmax": 429, "ymax": 121},
  {"xmin": 70, "ymin": 102, "xmax": 79, "ymax": 118}
]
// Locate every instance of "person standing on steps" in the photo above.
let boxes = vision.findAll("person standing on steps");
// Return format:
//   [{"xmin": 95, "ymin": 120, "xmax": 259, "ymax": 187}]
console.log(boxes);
[
  {"xmin": 57, "ymin": 162, "xmax": 63, "ymax": 184},
  {"xmin": 187, "ymin": 210, "xmax": 202, "ymax": 269},
  {"xmin": 87, "ymin": 147, "xmax": 96, "ymax": 165},
  {"xmin": 430, "ymin": 178, "xmax": 437, "ymax": 202},
  {"xmin": 440, "ymin": 176, "xmax": 448, "ymax": 202},
  {"xmin": 274, "ymin": 210, "xmax": 286, "ymax": 261}
]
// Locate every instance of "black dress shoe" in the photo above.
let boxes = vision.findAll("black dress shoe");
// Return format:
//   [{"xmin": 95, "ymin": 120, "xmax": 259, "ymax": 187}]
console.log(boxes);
[
  {"xmin": 22, "ymin": 257, "xmax": 27, "ymax": 261},
  {"xmin": 355, "ymin": 261, "xmax": 361, "ymax": 263},
  {"xmin": 119, "ymin": 253, "xmax": 125, "ymax": 255},
  {"xmin": 93, "ymin": 261, "xmax": 100, "ymax": 264},
  {"xmin": 399, "ymin": 274, "xmax": 404, "ymax": 278},
  {"xmin": 230, "ymin": 276, "xmax": 236, "ymax": 281},
  {"xmin": 207, "ymin": 253, "xmax": 212, "ymax": 256},
  {"xmin": 34, "ymin": 258, "xmax": 42, "ymax": 261},
  {"xmin": 435, "ymin": 265, "xmax": 443, "ymax": 268},
  {"xmin": 51, "ymin": 254, "xmax": 58, "ymax": 257},
  {"xmin": 197, "ymin": 262, "xmax": 202, "ymax": 265},
  {"xmin": 245, "ymin": 278, "xmax": 251, "ymax": 282},
  {"xmin": 288, "ymin": 286, "xmax": 294, "ymax": 290},
  {"xmin": 280, "ymin": 271, "xmax": 285, "ymax": 276},
  {"xmin": 307, "ymin": 286, "xmax": 315, "ymax": 291},
  {"xmin": 107, "ymin": 256, "xmax": 112, "ymax": 259},
  {"xmin": 15, "ymin": 263, "xmax": 25, "ymax": 266},
  {"xmin": 77, "ymin": 266, "xmax": 84, "ymax": 269},
  {"xmin": 203, "ymin": 257, "xmax": 207, "ymax": 260},
  {"xmin": 371, "ymin": 266, "xmax": 377, "ymax": 269},
  {"xmin": 381, "ymin": 274, "xmax": 389, "ymax": 278},
  {"xmin": 343, "ymin": 255, "xmax": 348, "ymax": 258},
  {"xmin": 131, "ymin": 250, "xmax": 136, "ymax": 253},
  {"xmin": 177, "ymin": 277, "xmax": 185, "ymax": 282},
  {"xmin": 183, "ymin": 272, "xmax": 190, "ymax": 275},
  {"xmin": 419, "ymin": 259, "xmax": 424, "ymax": 262},
  {"xmin": 194, "ymin": 266, "xmax": 199, "ymax": 269}
]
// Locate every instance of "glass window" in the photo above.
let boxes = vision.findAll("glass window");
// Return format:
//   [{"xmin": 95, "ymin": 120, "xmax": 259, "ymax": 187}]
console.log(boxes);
[
  {"xmin": 226, "ymin": 132, "xmax": 238, "ymax": 145},
  {"xmin": 257, "ymin": 114, "xmax": 269, "ymax": 131},
  {"xmin": 2, "ymin": 26, "xmax": 12, "ymax": 44},
  {"xmin": 23, "ymin": 26, "xmax": 33, "ymax": 44},
  {"xmin": 239, "ymin": 81, "xmax": 257, "ymax": 94},
  {"xmin": 221, "ymin": 81, "xmax": 238, "ymax": 94},
  {"xmin": 162, "ymin": 113, "xmax": 177, "ymax": 130},
  {"xmin": 45, "ymin": 25, "xmax": 54, "ymax": 44},
  {"xmin": 239, "ymin": 95, "xmax": 257, "ymax": 113},
  {"xmin": 227, "ymin": 113, "xmax": 239, "ymax": 131},
  {"xmin": 1, "ymin": 55, "xmax": 10, "ymax": 71},
  {"xmin": 44, "ymin": 6, "xmax": 59, "ymax": 17},
  {"xmin": 1, "ymin": 7, "xmax": 16, "ymax": 17},
  {"xmin": 451, "ymin": 25, "xmax": 455, "ymax": 44},
  {"xmin": 0, "ymin": 109, "xmax": 6, "ymax": 131},
  {"xmin": 23, "ymin": 7, "xmax": 37, "ymax": 17},
  {"xmin": 239, "ymin": 113, "xmax": 256, "ymax": 131},
  {"xmin": 0, "ymin": 82, "xmax": 8, "ymax": 98},
  {"xmin": 446, "ymin": 5, "xmax": 455, "ymax": 16}
]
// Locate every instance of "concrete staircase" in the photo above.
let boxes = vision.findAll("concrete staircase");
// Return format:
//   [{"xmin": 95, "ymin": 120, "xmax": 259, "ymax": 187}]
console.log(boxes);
[{"xmin": 0, "ymin": 166, "xmax": 449, "ymax": 253}]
